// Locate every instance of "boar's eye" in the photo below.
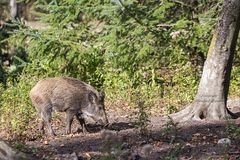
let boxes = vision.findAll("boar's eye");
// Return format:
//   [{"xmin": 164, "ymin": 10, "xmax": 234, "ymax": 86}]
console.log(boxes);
[{"xmin": 88, "ymin": 92, "xmax": 97, "ymax": 104}]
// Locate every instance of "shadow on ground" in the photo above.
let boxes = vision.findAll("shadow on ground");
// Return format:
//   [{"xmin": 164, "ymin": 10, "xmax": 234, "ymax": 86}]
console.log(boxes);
[
  {"xmin": 85, "ymin": 121, "xmax": 135, "ymax": 133},
  {"xmin": 24, "ymin": 117, "xmax": 240, "ymax": 159}
]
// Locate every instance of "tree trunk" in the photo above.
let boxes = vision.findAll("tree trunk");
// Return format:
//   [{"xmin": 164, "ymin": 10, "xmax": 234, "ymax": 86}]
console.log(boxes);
[
  {"xmin": 171, "ymin": 0, "xmax": 240, "ymax": 121},
  {"xmin": 9, "ymin": 0, "xmax": 17, "ymax": 19}
]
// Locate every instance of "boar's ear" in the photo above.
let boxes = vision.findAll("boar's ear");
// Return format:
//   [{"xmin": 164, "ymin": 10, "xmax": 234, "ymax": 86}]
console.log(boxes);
[
  {"xmin": 88, "ymin": 92, "xmax": 97, "ymax": 104},
  {"xmin": 99, "ymin": 91, "xmax": 105, "ymax": 100}
]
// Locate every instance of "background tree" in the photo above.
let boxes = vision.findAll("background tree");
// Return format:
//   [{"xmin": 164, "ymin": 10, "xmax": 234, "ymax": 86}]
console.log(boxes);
[
  {"xmin": 172, "ymin": 0, "xmax": 240, "ymax": 121},
  {"xmin": 10, "ymin": 0, "xmax": 17, "ymax": 19}
]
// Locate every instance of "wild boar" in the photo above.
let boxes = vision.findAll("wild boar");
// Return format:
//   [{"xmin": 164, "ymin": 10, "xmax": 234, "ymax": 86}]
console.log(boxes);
[{"xmin": 29, "ymin": 77, "xmax": 108, "ymax": 136}]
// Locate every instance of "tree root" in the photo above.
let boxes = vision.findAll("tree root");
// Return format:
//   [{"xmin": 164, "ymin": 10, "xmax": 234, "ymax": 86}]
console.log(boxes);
[{"xmin": 169, "ymin": 102, "xmax": 240, "ymax": 123}]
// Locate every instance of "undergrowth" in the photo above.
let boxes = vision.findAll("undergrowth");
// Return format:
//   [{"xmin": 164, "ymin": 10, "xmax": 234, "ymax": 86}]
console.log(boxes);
[{"xmin": 0, "ymin": 74, "xmax": 37, "ymax": 138}]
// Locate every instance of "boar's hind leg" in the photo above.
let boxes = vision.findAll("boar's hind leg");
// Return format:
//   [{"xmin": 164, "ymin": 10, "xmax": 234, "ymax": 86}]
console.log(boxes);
[
  {"xmin": 76, "ymin": 114, "xmax": 88, "ymax": 133},
  {"xmin": 35, "ymin": 107, "xmax": 44, "ymax": 134},
  {"xmin": 38, "ymin": 117, "xmax": 44, "ymax": 134},
  {"xmin": 41, "ymin": 105, "xmax": 55, "ymax": 136}
]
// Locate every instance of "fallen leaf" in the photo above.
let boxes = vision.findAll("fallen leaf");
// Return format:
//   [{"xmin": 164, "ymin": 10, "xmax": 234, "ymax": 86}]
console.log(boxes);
[
  {"xmin": 193, "ymin": 133, "xmax": 201, "ymax": 136},
  {"xmin": 43, "ymin": 141, "xmax": 49, "ymax": 145},
  {"xmin": 85, "ymin": 152, "xmax": 91, "ymax": 158}
]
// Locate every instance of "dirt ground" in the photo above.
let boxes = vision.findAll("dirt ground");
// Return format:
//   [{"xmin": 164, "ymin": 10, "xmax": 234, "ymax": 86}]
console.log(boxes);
[{"xmin": 4, "ymin": 105, "xmax": 240, "ymax": 160}]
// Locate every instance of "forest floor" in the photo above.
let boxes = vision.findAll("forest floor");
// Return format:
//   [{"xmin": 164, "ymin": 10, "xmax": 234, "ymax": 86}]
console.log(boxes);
[{"xmin": 3, "ymin": 103, "xmax": 240, "ymax": 160}]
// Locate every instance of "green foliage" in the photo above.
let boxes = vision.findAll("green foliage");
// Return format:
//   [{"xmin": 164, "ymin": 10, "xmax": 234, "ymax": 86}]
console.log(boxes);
[
  {"xmin": 162, "ymin": 116, "xmax": 179, "ymax": 144},
  {"xmin": 133, "ymin": 100, "xmax": 150, "ymax": 135},
  {"xmin": 224, "ymin": 120, "xmax": 239, "ymax": 159},
  {"xmin": 229, "ymin": 66, "xmax": 240, "ymax": 97},
  {"xmin": 0, "ymin": 21, "xmax": 29, "ymax": 85},
  {"xmin": 226, "ymin": 121, "xmax": 240, "ymax": 139},
  {"xmin": 0, "ymin": 74, "xmax": 36, "ymax": 136}
]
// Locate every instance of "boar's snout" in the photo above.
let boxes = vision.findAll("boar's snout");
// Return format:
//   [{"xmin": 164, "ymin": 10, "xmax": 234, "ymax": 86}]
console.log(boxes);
[
  {"xmin": 98, "ymin": 116, "xmax": 109, "ymax": 126},
  {"xmin": 93, "ymin": 110, "xmax": 109, "ymax": 126},
  {"xmin": 87, "ymin": 91, "xmax": 109, "ymax": 126}
]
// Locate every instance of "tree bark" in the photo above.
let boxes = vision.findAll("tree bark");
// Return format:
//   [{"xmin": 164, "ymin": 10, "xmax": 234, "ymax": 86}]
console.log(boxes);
[
  {"xmin": 171, "ymin": 0, "xmax": 240, "ymax": 121},
  {"xmin": 9, "ymin": 0, "xmax": 17, "ymax": 19}
]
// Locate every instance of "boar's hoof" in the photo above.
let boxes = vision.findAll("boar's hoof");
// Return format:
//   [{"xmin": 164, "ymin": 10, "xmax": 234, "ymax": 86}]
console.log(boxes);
[{"xmin": 82, "ymin": 127, "xmax": 89, "ymax": 134}]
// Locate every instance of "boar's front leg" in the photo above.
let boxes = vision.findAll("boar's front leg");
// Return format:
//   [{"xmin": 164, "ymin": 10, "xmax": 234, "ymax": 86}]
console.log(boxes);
[
  {"xmin": 65, "ymin": 111, "xmax": 75, "ymax": 134},
  {"xmin": 41, "ymin": 105, "xmax": 55, "ymax": 136},
  {"xmin": 76, "ymin": 113, "xmax": 88, "ymax": 133}
]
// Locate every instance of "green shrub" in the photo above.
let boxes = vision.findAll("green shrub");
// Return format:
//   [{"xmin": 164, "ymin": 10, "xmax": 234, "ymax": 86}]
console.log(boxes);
[
  {"xmin": 229, "ymin": 66, "xmax": 240, "ymax": 98},
  {"xmin": 0, "ymin": 74, "xmax": 37, "ymax": 136}
]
